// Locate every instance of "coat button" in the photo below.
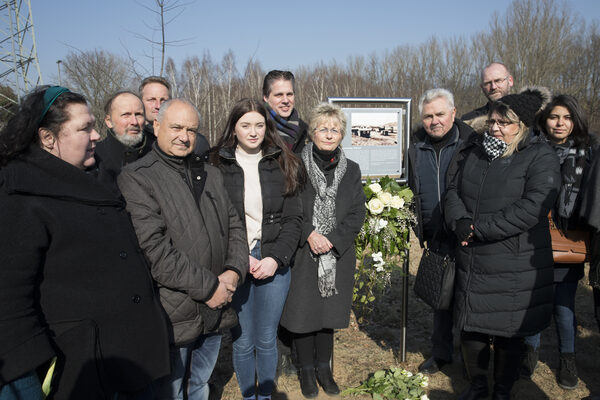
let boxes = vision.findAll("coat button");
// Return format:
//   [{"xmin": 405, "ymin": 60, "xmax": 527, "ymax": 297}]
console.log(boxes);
[
  {"xmin": 196, "ymin": 175, "xmax": 201, "ymax": 180},
  {"xmin": 195, "ymin": 156, "xmax": 201, "ymax": 161},
  {"xmin": 132, "ymin": 295, "xmax": 141, "ymax": 303},
  {"xmin": 119, "ymin": 252, "xmax": 128, "ymax": 259}
]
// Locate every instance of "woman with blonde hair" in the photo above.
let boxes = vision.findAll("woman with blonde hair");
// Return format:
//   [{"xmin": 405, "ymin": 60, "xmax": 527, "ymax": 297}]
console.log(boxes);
[
  {"xmin": 280, "ymin": 103, "xmax": 366, "ymax": 398},
  {"xmin": 445, "ymin": 88, "xmax": 561, "ymax": 399}
]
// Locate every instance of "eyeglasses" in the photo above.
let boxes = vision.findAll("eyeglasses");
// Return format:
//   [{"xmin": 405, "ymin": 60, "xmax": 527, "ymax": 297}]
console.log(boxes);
[
  {"xmin": 486, "ymin": 119, "xmax": 515, "ymax": 128},
  {"xmin": 481, "ymin": 76, "xmax": 509, "ymax": 89},
  {"xmin": 316, "ymin": 127, "xmax": 340, "ymax": 135}
]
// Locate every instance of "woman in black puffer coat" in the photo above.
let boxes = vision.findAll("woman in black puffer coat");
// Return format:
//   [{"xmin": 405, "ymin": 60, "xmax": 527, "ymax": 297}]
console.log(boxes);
[{"xmin": 445, "ymin": 87, "xmax": 560, "ymax": 400}]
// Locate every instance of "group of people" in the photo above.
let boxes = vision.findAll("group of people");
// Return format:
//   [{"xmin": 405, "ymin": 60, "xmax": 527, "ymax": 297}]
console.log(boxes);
[
  {"xmin": 410, "ymin": 62, "xmax": 600, "ymax": 400},
  {"xmin": 0, "ymin": 70, "xmax": 366, "ymax": 400},
  {"xmin": 1, "ymin": 60, "xmax": 599, "ymax": 400}
]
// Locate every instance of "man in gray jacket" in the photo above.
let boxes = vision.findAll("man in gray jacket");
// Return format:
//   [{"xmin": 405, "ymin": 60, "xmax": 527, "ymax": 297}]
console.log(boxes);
[{"xmin": 118, "ymin": 98, "xmax": 248, "ymax": 400}]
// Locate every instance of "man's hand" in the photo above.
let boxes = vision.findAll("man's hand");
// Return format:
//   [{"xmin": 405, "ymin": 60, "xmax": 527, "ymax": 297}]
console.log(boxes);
[
  {"xmin": 205, "ymin": 281, "xmax": 232, "ymax": 309},
  {"xmin": 251, "ymin": 257, "xmax": 278, "ymax": 280},
  {"xmin": 218, "ymin": 270, "xmax": 239, "ymax": 293},
  {"xmin": 307, "ymin": 231, "xmax": 333, "ymax": 255}
]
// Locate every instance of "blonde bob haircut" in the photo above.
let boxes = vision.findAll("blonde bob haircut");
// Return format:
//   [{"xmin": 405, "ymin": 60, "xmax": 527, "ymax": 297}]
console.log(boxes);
[
  {"xmin": 489, "ymin": 101, "xmax": 528, "ymax": 157},
  {"xmin": 308, "ymin": 103, "xmax": 347, "ymax": 141}
]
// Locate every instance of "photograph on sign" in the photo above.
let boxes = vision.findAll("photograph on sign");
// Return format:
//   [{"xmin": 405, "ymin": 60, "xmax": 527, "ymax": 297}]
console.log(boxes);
[{"xmin": 351, "ymin": 112, "xmax": 399, "ymax": 147}]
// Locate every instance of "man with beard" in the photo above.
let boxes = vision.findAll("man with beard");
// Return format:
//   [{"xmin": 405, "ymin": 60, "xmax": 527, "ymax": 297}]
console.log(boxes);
[{"xmin": 96, "ymin": 91, "xmax": 153, "ymax": 183}]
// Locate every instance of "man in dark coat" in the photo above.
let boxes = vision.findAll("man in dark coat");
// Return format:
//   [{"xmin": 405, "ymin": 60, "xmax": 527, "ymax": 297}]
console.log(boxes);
[
  {"xmin": 263, "ymin": 70, "xmax": 308, "ymax": 154},
  {"xmin": 95, "ymin": 91, "xmax": 154, "ymax": 184},
  {"xmin": 461, "ymin": 62, "xmax": 514, "ymax": 131},
  {"xmin": 408, "ymin": 88, "xmax": 475, "ymax": 374},
  {"xmin": 140, "ymin": 76, "xmax": 210, "ymax": 158},
  {"xmin": 117, "ymin": 99, "xmax": 248, "ymax": 399}
]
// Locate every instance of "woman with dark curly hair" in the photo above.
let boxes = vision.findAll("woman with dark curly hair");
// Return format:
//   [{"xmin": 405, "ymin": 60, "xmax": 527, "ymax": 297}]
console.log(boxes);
[
  {"xmin": 0, "ymin": 86, "xmax": 169, "ymax": 399},
  {"xmin": 521, "ymin": 95, "xmax": 597, "ymax": 389}
]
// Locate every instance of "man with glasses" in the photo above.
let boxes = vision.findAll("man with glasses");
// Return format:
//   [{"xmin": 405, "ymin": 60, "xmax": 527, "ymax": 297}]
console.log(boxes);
[
  {"xmin": 462, "ymin": 62, "xmax": 514, "ymax": 128},
  {"xmin": 408, "ymin": 88, "xmax": 475, "ymax": 375}
]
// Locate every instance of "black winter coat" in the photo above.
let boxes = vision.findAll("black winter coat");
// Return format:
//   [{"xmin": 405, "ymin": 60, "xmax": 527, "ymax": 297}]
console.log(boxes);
[
  {"xmin": 95, "ymin": 129, "xmax": 155, "ymax": 185},
  {"xmin": 216, "ymin": 146, "xmax": 303, "ymax": 267},
  {"xmin": 280, "ymin": 154, "xmax": 366, "ymax": 333},
  {"xmin": 118, "ymin": 146, "xmax": 248, "ymax": 345},
  {"xmin": 0, "ymin": 147, "xmax": 170, "ymax": 398},
  {"xmin": 445, "ymin": 132, "xmax": 561, "ymax": 337}
]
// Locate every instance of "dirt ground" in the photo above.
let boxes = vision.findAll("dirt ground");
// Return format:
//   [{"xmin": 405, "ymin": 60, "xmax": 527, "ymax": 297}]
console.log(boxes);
[{"xmin": 209, "ymin": 234, "xmax": 600, "ymax": 400}]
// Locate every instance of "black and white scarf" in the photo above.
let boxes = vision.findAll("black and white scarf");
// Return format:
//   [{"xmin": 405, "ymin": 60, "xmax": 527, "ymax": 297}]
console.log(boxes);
[
  {"xmin": 551, "ymin": 139, "xmax": 589, "ymax": 231},
  {"xmin": 266, "ymin": 103, "xmax": 301, "ymax": 149},
  {"xmin": 482, "ymin": 132, "xmax": 508, "ymax": 160},
  {"xmin": 302, "ymin": 142, "xmax": 347, "ymax": 297}
]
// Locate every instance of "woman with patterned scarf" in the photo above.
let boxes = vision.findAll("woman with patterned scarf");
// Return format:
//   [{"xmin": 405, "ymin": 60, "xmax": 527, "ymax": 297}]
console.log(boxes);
[
  {"xmin": 280, "ymin": 103, "xmax": 366, "ymax": 398},
  {"xmin": 445, "ymin": 87, "xmax": 561, "ymax": 400},
  {"xmin": 520, "ymin": 95, "xmax": 596, "ymax": 389}
]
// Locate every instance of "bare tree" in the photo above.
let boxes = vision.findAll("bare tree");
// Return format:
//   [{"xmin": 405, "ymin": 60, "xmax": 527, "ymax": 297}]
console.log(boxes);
[{"xmin": 61, "ymin": 49, "xmax": 136, "ymax": 131}]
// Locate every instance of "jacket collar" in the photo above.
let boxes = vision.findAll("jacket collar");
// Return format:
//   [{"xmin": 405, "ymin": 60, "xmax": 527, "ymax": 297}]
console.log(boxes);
[
  {"xmin": 4, "ymin": 146, "xmax": 122, "ymax": 205},
  {"xmin": 218, "ymin": 145, "xmax": 281, "ymax": 162}
]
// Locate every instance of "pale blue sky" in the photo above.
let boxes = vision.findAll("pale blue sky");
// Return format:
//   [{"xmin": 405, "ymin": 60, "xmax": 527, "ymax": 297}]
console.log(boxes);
[{"xmin": 31, "ymin": 0, "xmax": 600, "ymax": 84}]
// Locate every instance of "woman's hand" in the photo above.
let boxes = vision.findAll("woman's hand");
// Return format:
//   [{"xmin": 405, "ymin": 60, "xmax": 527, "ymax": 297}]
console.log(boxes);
[
  {"xmin": 249, "ymin": 255, "xmax": 260, "ymax": 272},
  {"xmin": 307, "ymin": 231, "xmax": 333, "ymax": 255},
  {"xmin": 251, "ymin": 257, "xmax": 279, "ymax": 280}
]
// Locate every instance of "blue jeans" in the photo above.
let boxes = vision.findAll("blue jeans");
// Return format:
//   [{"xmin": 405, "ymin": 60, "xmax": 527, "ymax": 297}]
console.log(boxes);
[
  {"xmin": 0, "ymin": 371, "xmax": 42, "ymax": 400},
  {"xmin": 524, "ymin": 280, "xmax": 578, "ymax": 353},
  {"xmin": 152, "ymin": 333, "xmax": 222, "ymax": 400},
  {"xmin": 232, "ymin": 242, "xmax": 291, "ymax": 398},
  {"xmin": 432, "ymin": 308, "xmax": 454, "ymax": 361}
]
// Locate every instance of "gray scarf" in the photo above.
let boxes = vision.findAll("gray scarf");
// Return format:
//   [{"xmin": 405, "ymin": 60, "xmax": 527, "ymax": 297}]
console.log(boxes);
[{"xmin": 302, "ymin": 142, "xmax": 347, "ymax": 297}]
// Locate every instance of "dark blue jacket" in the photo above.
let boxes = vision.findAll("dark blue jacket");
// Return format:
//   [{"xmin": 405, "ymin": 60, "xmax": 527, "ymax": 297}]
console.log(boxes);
[{"xmin": 408, "ymin": 119, "xmax": 475, "ymax": 251}]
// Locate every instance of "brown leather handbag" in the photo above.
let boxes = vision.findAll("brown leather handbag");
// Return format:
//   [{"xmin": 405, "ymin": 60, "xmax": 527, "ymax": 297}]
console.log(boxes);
[{"xmin": 548, "ymin": 214, "xmax": 590, "ymax": 263}]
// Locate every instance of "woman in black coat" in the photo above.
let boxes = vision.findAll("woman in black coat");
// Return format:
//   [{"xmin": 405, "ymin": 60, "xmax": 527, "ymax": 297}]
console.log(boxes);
[
  {"xmin": 280, "ymin": 103, "xmax": 366, "ymax": 398},
  {"xmin": 210, "ymin": 98, "xmax": 304, "ymax": 400},
  {"xmin": 0, "ymin": 86, "xmax": 170, "ymax": 399},
  {"xmin": 445, "ymin": 88, "xmax": 560, "ymax": 400},
  {"xmin": 521, "ymin": 95, "xmax": 596, "ymax": 389}
]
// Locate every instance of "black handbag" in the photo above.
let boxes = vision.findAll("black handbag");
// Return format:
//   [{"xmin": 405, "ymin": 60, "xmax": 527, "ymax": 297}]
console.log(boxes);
[{"xmin": 414, "ymin": 248, "xmax": 455, "ymax": 310}]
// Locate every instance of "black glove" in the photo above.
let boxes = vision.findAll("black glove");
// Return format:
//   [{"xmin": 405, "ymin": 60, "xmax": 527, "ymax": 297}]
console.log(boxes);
[{"xmin": 455, "ymin": 218, "xmax": 474, "ymax": 242}]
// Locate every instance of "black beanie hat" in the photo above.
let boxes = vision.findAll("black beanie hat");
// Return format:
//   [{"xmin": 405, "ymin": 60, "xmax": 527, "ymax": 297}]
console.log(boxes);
[{"xmin": 496, "ymin": 86, "xmax": 551, "ymax": 127}]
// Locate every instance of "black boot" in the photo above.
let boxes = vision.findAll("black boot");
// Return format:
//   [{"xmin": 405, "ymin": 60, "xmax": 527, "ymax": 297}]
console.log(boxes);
[
  {"xmin": 458, "ymin": 376, "xmax": 489, "ymax": 400},
  {"xmin": 459, "ymin": 334, "xmax": 490, "ymax": 400},
  {"xmin": 557, "ymin": 352, "xmax": 578, "ymax": 390},
  {"xmin": 298, "ymin": 367, "xmax": 318, "ymax": 398},
  {"xmin": 316, "ymin": 363, "xmax": 340, "ymax": 395},
  {"xmin": 519, "ymin": 344, "xmax": 538, "ymax": 379},
  {"xmin": 492, "ymin": 339, "xmax": 522, "ymax": 400}
]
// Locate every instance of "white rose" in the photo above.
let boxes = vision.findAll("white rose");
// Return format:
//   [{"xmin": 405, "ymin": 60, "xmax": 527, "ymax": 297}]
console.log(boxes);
[
  {"xmin": 371, "ymin": 252, "xmax": 384, "ymax": 264},
  {"xmin": 391, "ymin": 195, "xmax": 405, "ymax": 209},
  {"xmin": 368, "ymin": 198, "xmax": 384, "ymax": 214},
  {"xmin": 373, "ymin": 218, "xmax": 388, "ymax": 233},
  {"xmin": 378, "ymin": 191, "xmax": 393, "ymax": 206},
  {"xmin": 376, "ymin": 265, "xmax": 384, "ymax": 272},
  {"xmin": 420, "ymin": 380, "xmax": 429, "ymax": 387},
  {"xmin": 368, "ymin": 182, "xmax": 382, "ymax": 193},
  {"xmin": 421, "ymin": 395, "xmax": 430, "ymax": 400}
]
